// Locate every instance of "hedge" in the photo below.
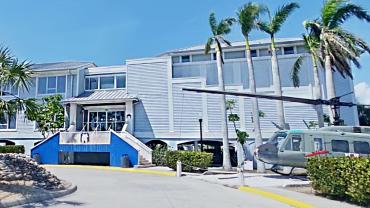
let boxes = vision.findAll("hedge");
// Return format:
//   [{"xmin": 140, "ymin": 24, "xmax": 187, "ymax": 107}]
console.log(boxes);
[
  {"xmin": 307, "ymin": 157, "xmax": 370, "ymax": 205},
  {"xmin": 165, "ymin": 151, "xmax": 213, "ymax": 172},
  {"xmin": 152, "ymin": 146, "xmax": 168, "ymax": 166},
  {"xmin": 0, "ymin": 145, "xmax": 25, "ymax": 154}
]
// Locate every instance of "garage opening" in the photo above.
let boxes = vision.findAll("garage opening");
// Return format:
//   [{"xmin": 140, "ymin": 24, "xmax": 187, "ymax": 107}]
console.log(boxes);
[{"xmin": 59, "ymin": 152, "xmax": 110, "ymax": 166}]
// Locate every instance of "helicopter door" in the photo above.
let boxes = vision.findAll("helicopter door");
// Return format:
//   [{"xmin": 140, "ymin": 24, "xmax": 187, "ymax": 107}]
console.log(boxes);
[{"xmin": 278, "ymin": 134, "xmax": 306, "ymax": 167}]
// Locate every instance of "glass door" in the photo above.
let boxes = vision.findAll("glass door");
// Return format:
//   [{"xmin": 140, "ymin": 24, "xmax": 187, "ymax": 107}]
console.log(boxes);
[{"xmin": 87, "ymin": 110, "xmax": 125, "ymax": 131}]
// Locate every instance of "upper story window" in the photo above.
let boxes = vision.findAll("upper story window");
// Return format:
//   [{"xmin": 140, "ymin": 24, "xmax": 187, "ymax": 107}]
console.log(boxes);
[
  {"xmin": 284, "ymin": 46, "xmax": 295, "ymax": 55},
  {"xmin": 172, "ymin": 56, "xmax": 180, "ymax": 64},
  {"xmin": 251, "ymin": 50, "xmax": 257, "ymax": 57},
  {"xmin": 224, "ymin": 50, "xmax": 246, "ymax": 59},
  {"xmin": 181, "ymin": 55, "xmax": 190, "ymax": 63},
  {"xmin": 192, "ymin": 54, "xmax": 211, "ymax": 62},
  {"xmin": 0, "ymin": 113, "xmax": 16, "ymax": 130},
  {"xmin": 85, "ymin": 73, "xmax": 126, "ymax": 91},
  {"xmin": 37, "ymin": 76, "xmax": 66, "ymax": 95},
  {"xmin": 0, "ymin": 82, "xmax": 18, "ymax": 96}
]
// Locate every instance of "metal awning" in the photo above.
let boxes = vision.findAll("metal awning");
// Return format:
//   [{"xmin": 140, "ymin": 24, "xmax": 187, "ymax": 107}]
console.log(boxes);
[{"xmin": 63, "ymin": 90, "xmax": 138, "ymax": 104}]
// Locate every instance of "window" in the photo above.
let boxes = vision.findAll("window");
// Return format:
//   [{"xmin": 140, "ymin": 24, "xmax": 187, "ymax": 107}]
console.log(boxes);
[
  {"xmin": 116, "ymin": 75, "xmax": 126, "ymax": 88},
  {"xmin": 284, "ymin": 47, "xmax": 295, "ymax": 55},
  {"xmin": 85, "ymin": 74, "xmax": 126, "ymax": 90},
  {"xmin": 0, "ymin": 113, "xmax": 16, "ymax": 130},
  {"xmin": 181, "ymin": 55, "xmax": 190, "ymax": 63},
  {"xmin": 285, "ymin": 135, "xmax": 303, "ymax": 151},
  {"xmin": 85, "ymin": 110, "xmax": 125, "ymax": 131},
  {"xmin": 172, "ymin": 56, "xmax": 180, "ymax": 64},
  {"xmin": 37, "ymin": 76, "xmax": 66, "ymax": 95},
  {"xmin": 314, "ymin": 138, "xmax": 323, "ymax": 151},
  {"xmin": 259, "ymin": 48, "xmax": 270, "ymax": 56},
  {"xmin": 100, "ymin": 76, "xmax": 114, "ymax": 89},
  {"xmin": 192, "ymin": 54, "xmax": 211, "ymax": 62},
  {"xmin": 354, "ymin": 141, "xmax": 370, "ymax": 154},
  {"xmin": 224, "ymin": 51, "xmax": 246, "ymax": 59},
  {"xmin": 1, "ymin": 82, "xmax": 18, "ymax": 96},
  {"xmin": 296, "ymin": 45, "xmax": 308, "ymax": 54},
  {"xmin": 251, "ymin": 50, "xmax": 257, "ymax": 57},
  {"xmin": 331, "ymin": 140, "xmax": 349, "ymax": 153}
]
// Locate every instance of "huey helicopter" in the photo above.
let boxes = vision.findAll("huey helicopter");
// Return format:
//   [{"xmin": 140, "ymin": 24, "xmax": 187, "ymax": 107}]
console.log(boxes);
[{"xmin": 182, "ymin": 87, "xmax": 370, "ymax": 174}]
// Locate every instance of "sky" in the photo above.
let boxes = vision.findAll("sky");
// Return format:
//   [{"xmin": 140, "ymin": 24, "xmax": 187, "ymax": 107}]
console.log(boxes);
[{"xmin": 0, "ymin": 0, "xmax": 369, "ymax": 87}]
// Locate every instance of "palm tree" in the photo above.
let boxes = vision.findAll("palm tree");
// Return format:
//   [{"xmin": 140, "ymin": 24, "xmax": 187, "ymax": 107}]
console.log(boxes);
[
  {"xmin": 291, "ymin": 34, "xmax": 325, "ymax": 127},
  {"xmin": 237, "ymin": 2, "xmax": 266, "ymax": 172},
  {"xmin": 304, "ymin": 0, "xmax": 370, "ymax": 123},
  {"xmin": 257, "ymin": 2, "xmax": 300, "ymax": 129},
  {"xmin": 0, "ymin": 47, "xmax": 38, "ymax": 124},
  {"xmin": 205, "ymin": 13, "xmax": 235, "ymax": 170}
]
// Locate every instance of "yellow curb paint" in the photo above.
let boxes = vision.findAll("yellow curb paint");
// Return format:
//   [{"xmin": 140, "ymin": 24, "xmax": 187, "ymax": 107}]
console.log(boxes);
[
  {"xmin": 239, "ymin": 186, "xmax": 314, "ymax": 208},
  {"xmin": 42, "ymin": 165, "xmax": 176, "ymax": 177}
]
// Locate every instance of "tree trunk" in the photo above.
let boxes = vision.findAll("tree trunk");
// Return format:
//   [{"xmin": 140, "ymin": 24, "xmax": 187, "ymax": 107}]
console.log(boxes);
[
  {"xmin": 245, "ymin": 38, "xmax": 265, "ymax": 173},
  {"xmin": 312, "ymin": 54, "xmax": 324, "ymax": 128},
  {"xmin": 270, "ymin": 37, "xmax": 287, "ymax": 129},
  {"xmin": 325, "ymin": 54, "xmax": 336, "ymax": 123},
  {"xmin": 216, "ymin": 46, "xmax": 232, "ymax": 170}
]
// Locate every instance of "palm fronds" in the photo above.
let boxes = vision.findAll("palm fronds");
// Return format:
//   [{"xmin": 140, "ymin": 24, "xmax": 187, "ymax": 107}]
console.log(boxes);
[
  {"xmin": 291, "ymin": 56, "xmax": 304, "ymax": 87},
  {"xmin": 237, "ymin": 2, "xmax": 266, "ymax": 37}
]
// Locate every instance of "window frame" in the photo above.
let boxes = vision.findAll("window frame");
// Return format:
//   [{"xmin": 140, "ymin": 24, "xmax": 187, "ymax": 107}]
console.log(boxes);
[
  {"xmin": 37, "ymin": 75, "xmax": 67, "ymax": 96},
  {"xmin": 0, "ymin": 113, "xmax": 17, "ymax": 131},
  {"xmin": 85, "ymin": 73, "xmax": 127, "ymax": 91},
  {"xmin": 331, "ymin": 140, "xmax": 350, "ymax": 153},
  {"xmin": 353, "ymin": 141, "xmax": 370, "ymax": 154}
]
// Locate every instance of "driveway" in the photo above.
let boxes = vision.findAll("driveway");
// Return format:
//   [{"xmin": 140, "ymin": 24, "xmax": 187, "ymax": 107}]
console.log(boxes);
[{"xmin": 21, "ymin": 166, "xmax": 293, "ymax": 208}]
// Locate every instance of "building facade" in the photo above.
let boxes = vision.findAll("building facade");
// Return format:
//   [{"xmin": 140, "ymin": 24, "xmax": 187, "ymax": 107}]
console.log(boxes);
[{"xmin": 0, "ymin": 38, "xmax": 359, "ymax": 157}]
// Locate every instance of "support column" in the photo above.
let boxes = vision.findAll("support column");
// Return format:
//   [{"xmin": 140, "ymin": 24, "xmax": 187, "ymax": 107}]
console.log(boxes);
[
  {"xmin": 126, "ymin": 101, "xmax": 134, "ymax": 133},
  {"xmin": 69, "ymin": 103, "xmax": 77, "ymax": 132}
]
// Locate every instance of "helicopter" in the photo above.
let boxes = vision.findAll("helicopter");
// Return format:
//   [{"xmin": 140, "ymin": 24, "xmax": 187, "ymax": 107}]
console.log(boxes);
[{"xmin": 182, "ymin": 87, "xmax": 370, "ymax": 174}]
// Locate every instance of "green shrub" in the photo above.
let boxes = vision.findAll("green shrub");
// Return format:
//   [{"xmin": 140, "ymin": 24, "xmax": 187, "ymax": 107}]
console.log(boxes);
[
  {"xmin": 165, "ymin": 150, "xmax": 213, "ymax": 172},
  {"xmin": 0, "ymin": 145, "xmax": 25, "ymax": 154},
  {"xmin": 152, "ymin": 146, "xmax": 168, "ymax": 166},
  {"xmin": 307, "ymin": 157, "xmax": 370, "ymax": 205}
]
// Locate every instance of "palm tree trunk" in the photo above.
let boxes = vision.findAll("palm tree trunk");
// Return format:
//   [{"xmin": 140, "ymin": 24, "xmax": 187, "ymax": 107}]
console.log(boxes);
[
  {"xmin": 312, "ymin": 54, "xmax": 324, "ymax": 128},
  {"xmin": 216, "ymin": 46, "xmax": 232, "ymax": 170},
  {"xmin": 245, "ymin": 37, "xmax": 265, "ymax": 173},
  {"xmin": 270, "ymin": 36, "xmax": 287, "ymax": 129},
  {"xmin": 325, "ymin": 54, "xmax": 336, "ymax": 123}
]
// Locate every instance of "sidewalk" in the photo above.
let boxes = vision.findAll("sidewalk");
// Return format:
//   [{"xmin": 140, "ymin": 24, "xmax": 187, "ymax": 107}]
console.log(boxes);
[{"xmin": 185, "ymin": 171, "xmax": 360, "ymax": 208}]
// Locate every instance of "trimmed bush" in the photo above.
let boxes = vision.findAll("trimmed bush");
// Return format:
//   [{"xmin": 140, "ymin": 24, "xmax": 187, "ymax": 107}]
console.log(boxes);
[
  {"xmin": 307, "ymin": 157, "xmax": 370, "ymax": 205},
  {"xmin": 0, "ymin": 145, "xmax": 25, "ymax": 154},
  {"xmin": 152, "ymin": 146, "xmax": 168, "ymax": 166},
  {"xmin": 165, "ymin": 150, "xmax": 213, "ymax": 172}
]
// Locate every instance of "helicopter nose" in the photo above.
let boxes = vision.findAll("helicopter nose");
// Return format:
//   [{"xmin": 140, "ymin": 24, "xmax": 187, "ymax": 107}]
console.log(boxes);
[{"xmin": 256, "ymin": 143, "xmax": 279, "ymax": 164}]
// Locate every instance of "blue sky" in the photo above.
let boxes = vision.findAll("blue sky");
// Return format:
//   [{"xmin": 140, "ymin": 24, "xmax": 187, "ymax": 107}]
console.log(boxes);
[{"xmin": 0, "ymin": 0, "xmax": 369, "ymax": 85}]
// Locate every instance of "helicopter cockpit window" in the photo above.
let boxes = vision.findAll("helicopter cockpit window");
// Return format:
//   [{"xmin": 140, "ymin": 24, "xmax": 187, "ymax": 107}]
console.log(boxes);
[
  {"xmin": 314, "ymin": 138, "xmax": 323, "ymax": 151},
  {"xmin": 331, "ymin": 140, "xmax": 349, "ymax": 153},
  {"xmin": 354, "ymin": 141, "xmax": 370, "ymax": 154},
  {"xmin": 284, "ymin": 135, "xmax": 302, "ymax": 151}
]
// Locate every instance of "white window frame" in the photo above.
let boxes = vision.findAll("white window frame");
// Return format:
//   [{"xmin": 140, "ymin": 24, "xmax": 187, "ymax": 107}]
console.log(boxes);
[
  {"xmin": 85, "ymin": 73, "xmax": 127, "ymax": 91},
  {"xmin": 0, "ymin": 82, "xmax": 19, "ymax": 97},
  {"xmin": 37, "ymin": 75, "xmax": 67, "ymax": 96},
  {"xmin": 0, "ymin": 113, "xmax": 17, "ymax": 131}
]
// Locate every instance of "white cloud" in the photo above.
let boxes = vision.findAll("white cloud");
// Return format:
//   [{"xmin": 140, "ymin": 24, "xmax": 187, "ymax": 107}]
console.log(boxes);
[{"xmin": 355, "ymin": 82, "xmax": 370, "ymax": 105}]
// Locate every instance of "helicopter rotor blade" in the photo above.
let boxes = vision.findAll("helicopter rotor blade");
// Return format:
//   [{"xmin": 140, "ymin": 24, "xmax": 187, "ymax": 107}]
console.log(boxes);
[{"xmin": 182, "ymin": 88, "xmax": 357, "ymax": 107}]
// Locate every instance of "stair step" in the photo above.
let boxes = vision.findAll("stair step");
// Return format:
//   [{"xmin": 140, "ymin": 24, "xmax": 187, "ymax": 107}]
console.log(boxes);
[{"xmin": 134, "ymin": 164, "xmax": 156, "ymax": 168}]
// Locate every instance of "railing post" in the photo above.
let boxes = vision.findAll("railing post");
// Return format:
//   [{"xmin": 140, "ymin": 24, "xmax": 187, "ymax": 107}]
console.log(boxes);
[
  {"xmin": 176, "ymin": 161, "xmax": 182, "ymax": 177},
  {"xmin": 237, "ymin": 167, "xmax": 244, "ymax": 187}
]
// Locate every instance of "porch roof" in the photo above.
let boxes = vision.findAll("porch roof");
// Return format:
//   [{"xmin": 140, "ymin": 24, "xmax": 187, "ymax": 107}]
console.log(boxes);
[{"xmin": 63, "ymin": 89, "xmax": 138, "ymax": 104}]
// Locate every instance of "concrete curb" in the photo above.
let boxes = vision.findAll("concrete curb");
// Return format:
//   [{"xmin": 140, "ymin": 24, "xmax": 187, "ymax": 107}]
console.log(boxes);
[
  {"xmin": 42, "ymin": 165, "xmax": 176, "ymax": 177},
  {"xmin": 0, "ymin": 182, "xmax": 77, "ymax": 208}
]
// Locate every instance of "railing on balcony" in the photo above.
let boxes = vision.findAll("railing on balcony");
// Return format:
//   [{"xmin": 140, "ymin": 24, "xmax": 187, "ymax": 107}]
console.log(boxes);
[{"xmin": 60, "ymin": 131, "xmax": 110, "ymax": 144}]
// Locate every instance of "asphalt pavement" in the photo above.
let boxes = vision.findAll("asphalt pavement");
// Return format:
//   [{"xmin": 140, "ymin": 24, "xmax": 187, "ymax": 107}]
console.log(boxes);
[{"xmin": 21, "ymin": 166, "xmax": 292, "ymax": 208}]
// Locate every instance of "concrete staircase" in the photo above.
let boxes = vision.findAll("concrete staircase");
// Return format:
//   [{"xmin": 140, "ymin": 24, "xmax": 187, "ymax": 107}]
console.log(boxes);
[{"xmin": 134, "ymin": 155, "xmax": 155, "ymax": 168}]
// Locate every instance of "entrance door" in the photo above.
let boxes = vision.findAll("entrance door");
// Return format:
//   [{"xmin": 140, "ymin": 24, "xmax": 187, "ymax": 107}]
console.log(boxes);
[{"xmin": 87, "ymin": 110, "xmax": 125, "ymax": 131}]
